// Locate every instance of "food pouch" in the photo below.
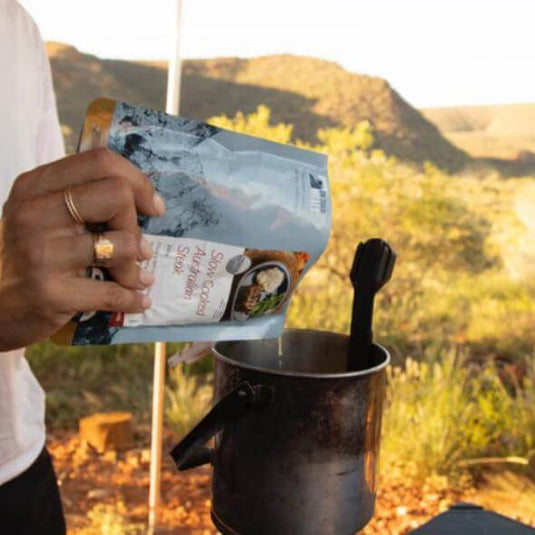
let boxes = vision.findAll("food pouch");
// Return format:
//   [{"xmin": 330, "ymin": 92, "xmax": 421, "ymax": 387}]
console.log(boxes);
[{"xmin": 53, "ymin": 99, "xmax": 330, "ymax": 345}]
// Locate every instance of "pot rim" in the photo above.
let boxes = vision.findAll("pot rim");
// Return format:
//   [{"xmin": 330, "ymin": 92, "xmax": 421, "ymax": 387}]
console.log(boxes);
[{"xmin": 213, "ymin": 328, "xmax": 390, "ymax": 379}]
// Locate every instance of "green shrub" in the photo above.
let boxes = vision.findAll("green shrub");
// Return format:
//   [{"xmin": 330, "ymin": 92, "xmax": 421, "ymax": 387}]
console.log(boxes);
[
  {"xmin": 27, "ymin": 341, "xmax": 185, "ymax": 428},
  {"xmin": 82, "ymin": 501, "xmax": 144, "ymax": 535},
  {"xmin": 165, "ymin": 362, "xmax": 213, "ymax": 437},
  {"xmin": 381, "ymin": 349, "xmax": 470, "ymax": 481},
  {"xmin": 381, "ymin": 348, "xmax": 535, "ymax": 483}
]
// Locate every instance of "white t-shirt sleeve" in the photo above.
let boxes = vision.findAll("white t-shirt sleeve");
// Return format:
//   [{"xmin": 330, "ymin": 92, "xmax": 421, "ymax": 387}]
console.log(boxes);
[
  {"xmin": 0, "ymin": 1, "xmax": 64, "ymax": 486},
  {"xmin": 35, "ymin": 31, "xmax": 65, "ymax": 165}
]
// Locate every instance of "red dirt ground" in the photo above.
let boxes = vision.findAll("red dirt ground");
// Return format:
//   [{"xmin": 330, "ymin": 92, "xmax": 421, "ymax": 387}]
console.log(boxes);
[{"xmin": 48, "ymin": 433, "xmax": 535, "ymax": 534}]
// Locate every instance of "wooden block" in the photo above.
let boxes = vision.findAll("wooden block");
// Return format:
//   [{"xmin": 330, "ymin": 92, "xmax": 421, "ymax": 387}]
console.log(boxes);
[{"xmin": 79, "ymin": 412, "xmax": 134, "ymax": 453}]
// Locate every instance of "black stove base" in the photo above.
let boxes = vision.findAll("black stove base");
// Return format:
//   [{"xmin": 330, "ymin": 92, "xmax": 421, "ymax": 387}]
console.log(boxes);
[{"xmin": 211, "ymin": 509, "xmax": 241, "ymax": 535}]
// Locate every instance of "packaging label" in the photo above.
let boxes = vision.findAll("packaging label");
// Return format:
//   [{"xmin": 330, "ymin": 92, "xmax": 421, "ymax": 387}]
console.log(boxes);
[
  {"xmin": 125, "ymin": 236, "xmax": 243, "ymax": 326},
  {"xmin": 119, "ymin": 235, "xmax": 309, "ymax": 328}
]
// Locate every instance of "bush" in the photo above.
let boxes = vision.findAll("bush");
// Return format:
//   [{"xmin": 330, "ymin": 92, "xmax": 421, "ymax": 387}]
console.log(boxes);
[
  {"xmin": 27, "ymin": 341, "xmax": 186, "ymax": 429},
  {"xmin": 80, "ymin": 501, "xmax": 144, "ymax": 535},
  {"xmin": 165, "ymin": 362, "xmax": 213, "ymax": 437},
  {"xmin": 212, "ymin": 108, "xmax": 535, "ymax": 358},
  {"xmin": 381, "ymin": 349, "xmax": 471, "ymax": 482},
  {"xmin": 381, "ymin": 348, "xmax": 535, "ymax": 484}
]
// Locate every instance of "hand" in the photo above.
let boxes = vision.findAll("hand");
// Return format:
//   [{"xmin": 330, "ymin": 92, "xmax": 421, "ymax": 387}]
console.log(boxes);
[{"xmin": 0, "ymin": 148, "xmax": 165, "ymax": 351}]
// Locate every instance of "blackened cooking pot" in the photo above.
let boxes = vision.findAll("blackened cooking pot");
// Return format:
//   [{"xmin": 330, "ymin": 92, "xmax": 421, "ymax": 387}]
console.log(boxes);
[{"xmin": 171, "ymin": 329, "xmax": 390, "ymax": 535}]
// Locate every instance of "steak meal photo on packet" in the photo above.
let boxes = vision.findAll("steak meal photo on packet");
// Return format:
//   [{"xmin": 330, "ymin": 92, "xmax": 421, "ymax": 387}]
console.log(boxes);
[{"xmin": 52, "ymin": 98, "xmax": 330, "ymax": 346}]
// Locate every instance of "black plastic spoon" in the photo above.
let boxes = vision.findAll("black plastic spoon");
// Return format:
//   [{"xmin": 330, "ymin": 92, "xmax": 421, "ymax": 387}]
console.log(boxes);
[{"xmin": 347, "ymin": 238, "xmax": 396, "ymax": 371}]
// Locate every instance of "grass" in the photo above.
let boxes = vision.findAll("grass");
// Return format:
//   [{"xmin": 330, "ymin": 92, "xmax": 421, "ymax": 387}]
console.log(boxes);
[
  {"xmin": 27, "ymin": 340, "xmax": 215, "ymax": 435},
  {"xmin": 422, "ymin": 103, "xmax": 535, "ymax": 159},
  {"xmin": 444, "ymin": 131, "xmax": 535, "ymax": 160},
  {"xmin": 27, "ymin": 341, "xmax": 186, "ymax": 429},
  {"xmin": 382, "ymin": 349, "xmax": 469, "ymax": 482},
  {"xmin": 77, "ymin": 501, "xmax": 144, "ymax": 535},
  {"xmin": 381, "ymin": 347, "xmax": 535, "ymax": 484},
  {"xmin": 32, "ymin": 339, "xmax": 535, "ymax": 490},
  {"xmin": 29, "ymin": 339, "xmax": 535, "ymax": 490},
  {"xmin": 165, "ymin": 362, "xmax": 213, "ymax": 437}
]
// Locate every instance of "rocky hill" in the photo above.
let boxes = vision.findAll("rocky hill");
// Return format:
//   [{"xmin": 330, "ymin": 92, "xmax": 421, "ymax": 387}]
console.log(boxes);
[
  {"xmin": 423, "ymin": 104, "xmax": 535, "ymax": 160},
  {"xmin": 47, "ymin": 42, "xmax": 469, "ymax": 170}
]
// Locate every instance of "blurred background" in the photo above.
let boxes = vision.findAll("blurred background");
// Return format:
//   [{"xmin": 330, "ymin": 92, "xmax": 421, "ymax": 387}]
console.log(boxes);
[{"xmin": 18, "ymin": 0, "xmax": 535, "ymax": 533}]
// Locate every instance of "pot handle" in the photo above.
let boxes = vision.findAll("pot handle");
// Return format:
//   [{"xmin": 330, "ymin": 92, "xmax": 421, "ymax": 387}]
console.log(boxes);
[{"xmin": 170, "ymin": 381, "xmax": 274, "ymax": 471}]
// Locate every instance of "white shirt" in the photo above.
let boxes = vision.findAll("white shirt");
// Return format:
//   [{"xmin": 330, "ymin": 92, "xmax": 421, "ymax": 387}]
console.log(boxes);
[{"xmin": 0, "ymin": 0, "xmax": 64, "ymax": 485}]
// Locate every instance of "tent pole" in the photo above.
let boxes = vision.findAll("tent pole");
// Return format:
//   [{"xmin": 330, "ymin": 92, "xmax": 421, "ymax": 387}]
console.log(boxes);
[
  {"xmin": 148, "ymin": 1, "xmax": 183, "ymax": 532},
  {"xmin": 148, "ymin": 341, "xmax": 168, "ymax": 533},
  {"xmin": 165, "ymin": 0, "xmax": 183, "ymax": 117}
]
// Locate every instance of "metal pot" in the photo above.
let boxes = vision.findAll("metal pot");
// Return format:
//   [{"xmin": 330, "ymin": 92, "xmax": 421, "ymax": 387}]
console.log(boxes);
[{"xmin": 171, "ymin": 329, "xmax": 390, "ymax": 535}]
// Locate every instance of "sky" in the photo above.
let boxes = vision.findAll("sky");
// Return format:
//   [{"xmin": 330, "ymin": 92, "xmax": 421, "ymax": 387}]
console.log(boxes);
[{"xmin": 19, "ymin": 0, "xmax": 535, "ymax": 108}]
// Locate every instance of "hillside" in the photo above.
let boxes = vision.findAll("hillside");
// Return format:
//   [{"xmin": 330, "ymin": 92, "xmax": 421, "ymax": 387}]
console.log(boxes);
[
  {"xmin": 47, "ymin": 42, "xmax": 468, "ymax": 171},
  {"xmin": 423, "ymin": 104, "xmax": 535, "ymax": 166}
]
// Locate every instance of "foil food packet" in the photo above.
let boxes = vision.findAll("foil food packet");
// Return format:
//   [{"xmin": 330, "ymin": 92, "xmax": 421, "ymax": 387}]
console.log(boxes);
[{"xmin": 53, "ymin": 98, "xmax": 330, "ymax": 345}]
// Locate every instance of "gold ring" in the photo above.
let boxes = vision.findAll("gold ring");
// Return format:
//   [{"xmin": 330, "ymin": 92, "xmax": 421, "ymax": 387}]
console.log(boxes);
[
  {"xmin": 64, "ymin": 188, "xmax": 85, "ymax": 226},
  {"xmin": 93, "ymin": 233, "xmax": 114, "ymax": 265}
]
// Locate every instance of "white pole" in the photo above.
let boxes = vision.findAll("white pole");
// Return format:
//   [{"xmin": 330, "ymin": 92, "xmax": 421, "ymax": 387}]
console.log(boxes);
[
  {"xmin": 148, "ymin": 1, "xmax": 183, "ymax": 532},
  {"xmin": 165, "ymin": 0, "xmax": 183, "ymax": 116},
  {"xmin": 148, "ymin": 341, "xmax": 167, "ymax": 533}
]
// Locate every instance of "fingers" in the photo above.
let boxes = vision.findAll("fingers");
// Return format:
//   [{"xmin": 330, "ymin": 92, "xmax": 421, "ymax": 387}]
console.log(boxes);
[
  {"xmin": 10, "ymin": 148, "xmax": 165, "ymax": 218},
  {"xmin": 78, "ymin": 230, "xmax": 154, "ymax": 291},
  {"xmin": 7, "ymin": 229, "xmax": 155, "ymax": 290},
  {"xmin": 69, "ymin": 278, "xmax": 152, "ymax": 314},
  {"xmin": 9, "ymin": 179, "xmax": 142, "ymax": 294},
  {"xmin": 72, "ymin": 176, "xmax": 142, "ymax": 287},
  {"xmin": 47, "ymin": 231, "xmax": 152, "ymax": 278},
  {"xmin": 92, "ymin": 232, "xmax": 155, "ymax": 290},
  {"xmin": 5, "ymin": 172, "xmax": 159, "ymax": 290},
  {"xmin": 16, "ymin": 176, "xmax": 140, "ymax": 234}
]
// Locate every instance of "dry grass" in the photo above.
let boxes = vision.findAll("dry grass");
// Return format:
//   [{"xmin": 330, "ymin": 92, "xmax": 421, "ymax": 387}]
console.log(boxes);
[
  {"xmin": 443, "ymin": 132, "xmax": 535, "ymax": 160},
  {"xmin": 423, "ymin": 104, "xmax": 535, "ymax": 161}
]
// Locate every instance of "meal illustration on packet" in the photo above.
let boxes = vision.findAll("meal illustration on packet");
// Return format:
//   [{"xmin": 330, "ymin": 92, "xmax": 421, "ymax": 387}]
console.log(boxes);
[{"xmin": 52, "ymin": 99, "xmax": 330, "ymax": 345}]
